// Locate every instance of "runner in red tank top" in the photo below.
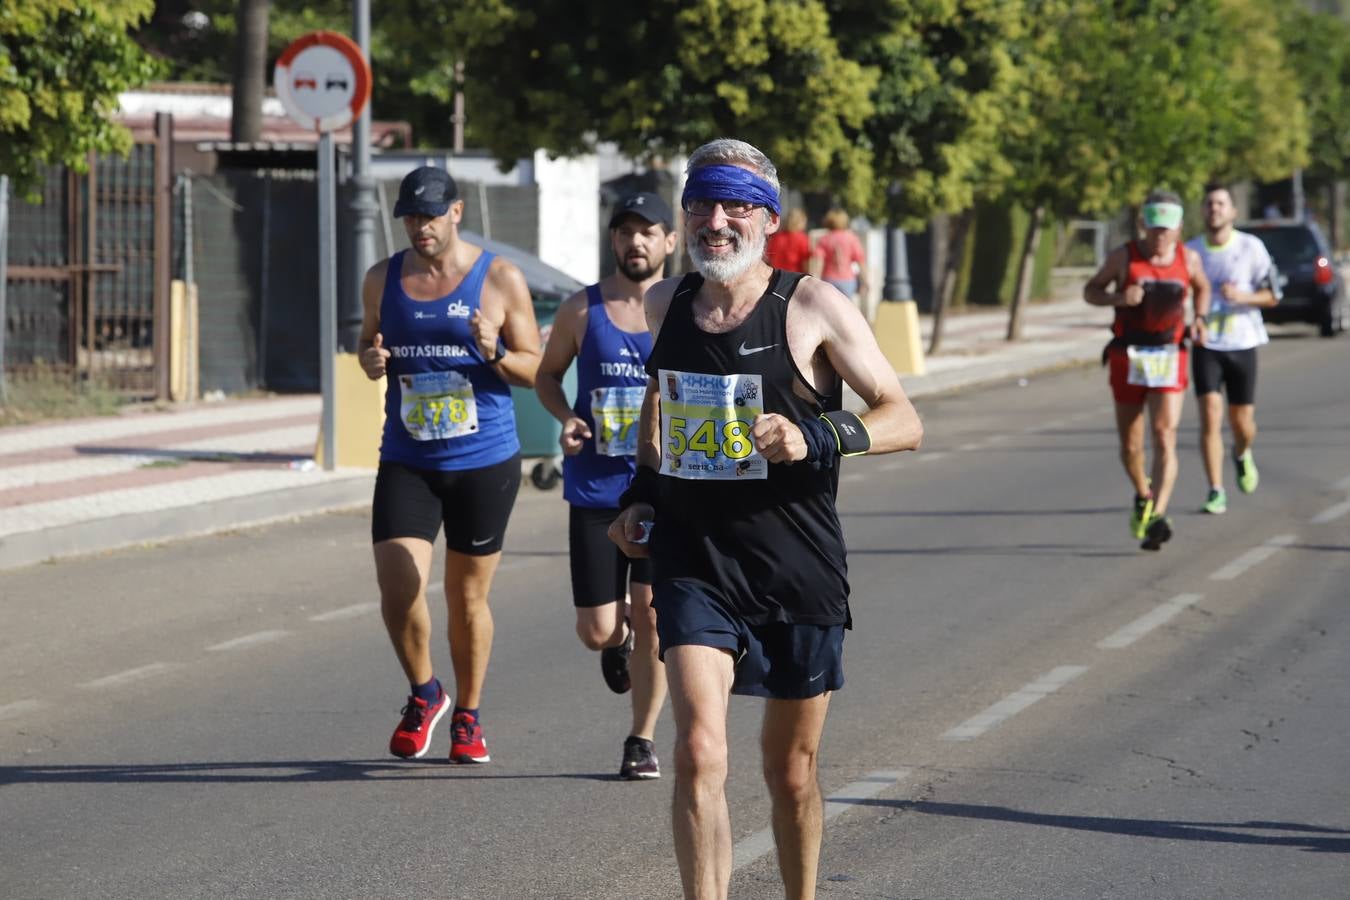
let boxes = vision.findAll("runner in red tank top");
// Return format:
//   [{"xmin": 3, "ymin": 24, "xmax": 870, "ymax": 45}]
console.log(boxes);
[{"xmin": 1084, "ymin": 189, "xmax": 1211, "ymax": 551}]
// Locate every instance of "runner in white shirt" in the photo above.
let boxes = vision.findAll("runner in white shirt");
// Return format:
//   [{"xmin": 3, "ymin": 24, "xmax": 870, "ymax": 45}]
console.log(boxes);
[{"xmin": 1186, "ymin": 183, "xmax": 1281, "ymax": 514}]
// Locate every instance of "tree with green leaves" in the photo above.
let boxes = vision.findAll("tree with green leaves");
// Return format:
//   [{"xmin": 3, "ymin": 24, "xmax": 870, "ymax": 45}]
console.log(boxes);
[
  {"xmin": 1, "ymin": 0, "xmax": 161, "ymax": 192},
  {"xmin": 996, "ymin": 0, "xmax": 1308, "ymax": 339},
  {"xmin": 1279, "ymin": 3, "xmax": 1350, "ymax": 245}
]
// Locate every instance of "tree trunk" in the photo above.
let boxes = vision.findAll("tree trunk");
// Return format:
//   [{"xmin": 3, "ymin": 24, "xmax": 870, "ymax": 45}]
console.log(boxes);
[
  {"xmin": 230, "ymin": 0, "xmax": 271, "ymax": 143},
  {"xmin": 928, "ymin": 210, "xmax": 973, "ymax": 355},
  {"xmin": 1006, "ymin": 205, "xmax": 1045, "ymax": 342}
]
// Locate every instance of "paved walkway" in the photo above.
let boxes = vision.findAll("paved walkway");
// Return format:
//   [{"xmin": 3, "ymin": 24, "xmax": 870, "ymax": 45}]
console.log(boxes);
[{"xmin": 0, "ymin": 298, "xmax": 1112, "ymax": 570}]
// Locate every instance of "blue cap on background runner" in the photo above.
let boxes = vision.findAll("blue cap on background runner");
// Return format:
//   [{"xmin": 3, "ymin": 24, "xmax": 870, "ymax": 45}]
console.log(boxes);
[{"xmin": 393, "ymin": 166, "xmax": 459, "ymax": 218}]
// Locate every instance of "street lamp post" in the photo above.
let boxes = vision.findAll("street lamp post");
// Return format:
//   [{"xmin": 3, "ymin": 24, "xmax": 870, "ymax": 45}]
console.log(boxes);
[{"xmin": 883, "ymin": 184, "xmax": 912, "ymax": 302}]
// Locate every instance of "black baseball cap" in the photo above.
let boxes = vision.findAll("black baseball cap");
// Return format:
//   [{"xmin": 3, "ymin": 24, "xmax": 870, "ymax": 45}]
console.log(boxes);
[
  {"xmin": 608, "ymin": 191, "xmax": 674, "ymax": 231},
  {"xmin": 393, "ymin": 166, "xmax": 459, "ymax": 218}
]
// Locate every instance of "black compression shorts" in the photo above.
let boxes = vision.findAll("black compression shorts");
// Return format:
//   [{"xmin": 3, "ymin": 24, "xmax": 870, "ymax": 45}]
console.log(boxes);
[
  {"xmin": 371, "ymin": 455, "xmax": 521, "ymax": 554},
  {"xmin": 1192, "ymin": 345, "xmax": 1257, "ymax": 405},
  {"xmin": 568, "ymin": 505, "xmax": 653, "ymax": 608}
]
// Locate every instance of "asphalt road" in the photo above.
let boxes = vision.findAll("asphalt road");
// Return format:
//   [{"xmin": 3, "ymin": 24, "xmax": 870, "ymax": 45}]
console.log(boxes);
[{"xmin": 3, "ymin": 326, "xmax": 1348, "ymax": 900}]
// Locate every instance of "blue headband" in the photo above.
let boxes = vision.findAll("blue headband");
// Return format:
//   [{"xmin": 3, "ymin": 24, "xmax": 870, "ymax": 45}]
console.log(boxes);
[{"xmin": 682, "ymin": 164, "xmax": 781, "ymax": 216}]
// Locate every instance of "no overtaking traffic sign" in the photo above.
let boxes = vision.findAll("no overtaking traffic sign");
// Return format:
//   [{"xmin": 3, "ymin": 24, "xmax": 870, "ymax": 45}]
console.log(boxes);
[{"xmin": 273, "ymin": 30, "xmax": 371, "ymax": 133}]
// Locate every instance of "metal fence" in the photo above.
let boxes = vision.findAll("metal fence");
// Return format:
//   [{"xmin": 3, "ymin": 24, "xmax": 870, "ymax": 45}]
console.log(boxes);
[{"xmin": 1, "ymin": 115, "xmax": 173, "ymax": 399}]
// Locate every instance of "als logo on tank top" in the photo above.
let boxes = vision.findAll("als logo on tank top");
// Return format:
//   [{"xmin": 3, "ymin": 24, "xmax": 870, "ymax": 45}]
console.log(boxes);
[{"xmin": 446, "ymin": 300, "xmax": 471, "ymax": 318}]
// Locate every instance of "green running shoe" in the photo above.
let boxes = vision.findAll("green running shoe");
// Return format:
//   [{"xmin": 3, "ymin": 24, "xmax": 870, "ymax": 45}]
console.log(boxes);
[
  {"xmin": 1140, "ymin": 515, "xmax": 1173, "ymax": 551},
  {"xmin": 1130, "ymin": 494, "xmax": 1155, "ymax": 539},
  {"xmin": 1202, "ymin": 488, "xmax": 1227, "ymax": 515},
  {"xmin": 1235, "ymin": 450, "xmax": 1259, "ymax": 494}
]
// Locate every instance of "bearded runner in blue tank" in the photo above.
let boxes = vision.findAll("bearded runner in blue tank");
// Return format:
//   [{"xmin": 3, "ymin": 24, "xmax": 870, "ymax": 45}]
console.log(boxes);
[
  {"xmin": 536, "ymin": 191, "xmax": 677, "ymax": 781},
  {"xmin": 608, "ymin": 140, "xmax": 924, "ymax": 900},
  {"xmin": 358, "ymin": 165, "xmax": 541, "ymax": 765}
]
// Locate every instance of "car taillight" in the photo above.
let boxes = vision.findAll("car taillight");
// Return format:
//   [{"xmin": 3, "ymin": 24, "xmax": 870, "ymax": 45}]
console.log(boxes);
[{"xmin": 1315, "ymin": 256, "xmax": 1334, "ymax": 286}]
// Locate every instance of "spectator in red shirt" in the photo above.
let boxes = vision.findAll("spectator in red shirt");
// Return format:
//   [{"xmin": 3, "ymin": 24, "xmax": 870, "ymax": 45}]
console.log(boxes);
[
  {"xmin": 765, "ymin": 207, "xmax": 811, "ymax": 273},
  {"xmin": 810, "ymin": 207, "xmax": 867, "ymax": 301}
]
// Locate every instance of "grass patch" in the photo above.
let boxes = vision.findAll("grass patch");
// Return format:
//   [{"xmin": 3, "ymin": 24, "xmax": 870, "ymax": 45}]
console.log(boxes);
[{"xmin": 1, "ymin": 366, "xmax": 128, "ymax": 427}]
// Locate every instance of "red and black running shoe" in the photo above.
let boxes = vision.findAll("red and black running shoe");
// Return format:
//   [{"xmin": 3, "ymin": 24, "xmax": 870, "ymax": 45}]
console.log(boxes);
[
  {"xmin": 389, "ymin": 688, "xmax": 449, "ymax": 759},
  {"xmin": 449, "ymin": 711, "xmax": 490, "ymax": 764}
]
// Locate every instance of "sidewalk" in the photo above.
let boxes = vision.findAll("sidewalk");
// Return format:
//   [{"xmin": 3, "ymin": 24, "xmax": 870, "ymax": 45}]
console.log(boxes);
[{"xmin": 0, "ymin": 297, "xmax": 1112, "ymax": 571}]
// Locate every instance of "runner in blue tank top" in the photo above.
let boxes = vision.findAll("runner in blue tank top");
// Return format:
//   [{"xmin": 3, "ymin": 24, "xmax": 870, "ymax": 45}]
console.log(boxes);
[
  {"xmin": 608, "ymin": 140, "xmax": 924, "ymax": 898},
  {"xmin": 535, "ymin": 191, "xmax": 677, "ymax": 780},
  {"xmin": 358, "ymin": 166, "xmax": 541, "ymax": 764}
]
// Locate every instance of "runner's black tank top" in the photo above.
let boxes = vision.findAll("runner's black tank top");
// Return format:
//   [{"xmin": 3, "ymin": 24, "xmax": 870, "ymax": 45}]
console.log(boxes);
[{"xmin": 646, "ymin": 270, "xmax": 851, "ymax": 626}]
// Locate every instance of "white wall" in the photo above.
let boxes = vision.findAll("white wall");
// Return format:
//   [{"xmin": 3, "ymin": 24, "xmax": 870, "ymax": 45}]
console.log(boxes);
[{"xmin": 535, "ymin": 150, "xmax": 600, "ymax": 284}]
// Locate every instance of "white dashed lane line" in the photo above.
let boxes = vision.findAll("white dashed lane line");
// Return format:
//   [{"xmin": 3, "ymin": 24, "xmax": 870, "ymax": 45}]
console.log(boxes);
[
  {"xmin": 1311, "ymin": 499, "xmax": 1350, "ymax": 525},
  {"xmin": 919, "ymin": 451, "xmax": 948, "ymax": 464},
  {"xmin": 309, "ymin": 602, "xmax": 380, "ymax": 622},
  {"xmin": 78, "ymin": 662, "xmax": 178, "ymax": 690},
  {"xmin": 1096, "ymin": 594, "xmax": 1203, "ymax": 650},
  {"xmin": 206, "ymin": 630, "xmax": 290, "ymax": 652},
  {"xmin": 0, "ymin": 699, "xmax": 43, "ymax": 720},
  {"xmin": 942, "ymin": 665, "xmax": 1089, "ymax": 742},
  {"xmin": 1208, "ymin": 534, "xmax": 1297, "ymax": 581},
  {"xmin": 733, "ymin": 769, "xmax": 911, "ymax": 871}
]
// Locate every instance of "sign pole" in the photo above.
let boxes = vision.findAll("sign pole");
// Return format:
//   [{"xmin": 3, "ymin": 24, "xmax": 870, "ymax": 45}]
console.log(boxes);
[
  {"xmin": 318, "ymin": 131, "xmax": 337, "ymax": 471},
  {"xmin": 274, "ymin": 30, "xmax": 371, "ymax": 471}
]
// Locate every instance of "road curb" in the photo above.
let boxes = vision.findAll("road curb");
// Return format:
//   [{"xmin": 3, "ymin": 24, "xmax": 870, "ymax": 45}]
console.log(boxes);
[{"xmin": 0, "ymin": 474, "xmax": 375, "ymax": 572}]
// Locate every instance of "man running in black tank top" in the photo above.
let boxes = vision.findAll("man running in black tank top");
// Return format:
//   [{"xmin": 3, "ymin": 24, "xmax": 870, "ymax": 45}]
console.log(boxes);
[{"xmin": 610, "ymin": 139, "xmax": 923, "ymax": 900}]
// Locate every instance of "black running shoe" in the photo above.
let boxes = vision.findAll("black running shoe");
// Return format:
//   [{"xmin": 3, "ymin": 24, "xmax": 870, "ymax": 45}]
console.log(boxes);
[
  {"xmin": 619, "ymin": 735, "xmax": 660, "ymax": 780},
  {"xmin": 1140, "ymin": 515, "xmax": 1173, "ymax": 551},
  {"xmin": 600, "ymin": 620, "xmax": 633, "ymax": 694}
]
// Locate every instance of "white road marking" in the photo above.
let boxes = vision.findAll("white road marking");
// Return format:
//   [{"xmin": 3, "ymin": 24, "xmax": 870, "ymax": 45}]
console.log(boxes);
[
  {"xmin": 879, "ymin": 459, "xmax": 906, "ymax": 472},
  {"xmin": 1208, "ymin": 534, "xmax": 1297, "ymax": 581},
  {"xmin": 733, "ymin": 769, "xmax": 910, "ymax": 871},
  {"xmin": 0, "ymin": 699, "xmax": 42, "ymax": 720},
  {"xmin": 79, "ymin": 662, "xmax": 177, "ymax": 690},
  {"xmin": 1311, "ymin": 499, "xmax": 1350, "ymax": 525},
  {"xmin": 957, "ymin": 442, "xmax": 982, "ymax": 452},
  {"xmin": 206, "ymin": 630, "xmax": 290, "ymax": 652},
  {"xmin": 310, "ymin": 602, "xmax": 379, "ymax": 622},
  {"xmin": 841, "ymin": 472, "xmax": 866, "ymax": 483},
  {"xmin": 1096, "ymin": 594, "xmax": 1203, "ymax": 649},
  {"xmin": 920, "ymin": 451, "xmax": 948, "ymax": 464},
  {"xmin": 942, "ymin": 665, "xmax": 1089, "ymax": 742}
]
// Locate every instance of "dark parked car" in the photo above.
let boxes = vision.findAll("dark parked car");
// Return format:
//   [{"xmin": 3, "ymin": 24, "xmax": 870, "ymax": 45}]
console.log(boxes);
[{"xmin": 1240, "ymin": 219, "xmax": 1345, "ymax": 337}]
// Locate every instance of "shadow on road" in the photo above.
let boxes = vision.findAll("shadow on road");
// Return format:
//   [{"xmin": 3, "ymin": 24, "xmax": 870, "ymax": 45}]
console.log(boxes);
[
  {"xmin": 842, "ymin": 798, "xmax": 1350, "ymax": 854},
  {"xmin": 0, "ymin": 759, "xmax": 617, "ymax": 785}
]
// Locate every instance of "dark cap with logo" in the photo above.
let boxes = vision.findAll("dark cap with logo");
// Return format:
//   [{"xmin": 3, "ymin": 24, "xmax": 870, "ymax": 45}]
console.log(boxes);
[
  {"xmin": 394, "ymin": 166, "xmax": 459, "ymax": 218},
  {"xmin": 608, "ymin": 191, "xmax": 674, "ymax": 231}
]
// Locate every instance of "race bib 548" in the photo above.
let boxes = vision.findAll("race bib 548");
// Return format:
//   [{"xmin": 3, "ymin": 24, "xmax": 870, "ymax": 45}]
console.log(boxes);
[{"xmin": 658, "ymin": 369, "xmax": 767, "ymax": 480}]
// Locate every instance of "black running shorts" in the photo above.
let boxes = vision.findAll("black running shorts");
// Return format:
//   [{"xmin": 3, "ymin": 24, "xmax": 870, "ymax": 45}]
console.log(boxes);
[
  {"xmin": 371, "ymin": 455, "xmax": 521, "ymax": 554},
  {"xmin": 1192, "ymin": 345, "xmax": 1257, "ymax": 405},
  {"xmin": 568, "ymin": 505, "xmax": 653, "ymax": 608},
  {"xmin": 653, "ymin": 578, "xmax": 845, "ymax": 699}
]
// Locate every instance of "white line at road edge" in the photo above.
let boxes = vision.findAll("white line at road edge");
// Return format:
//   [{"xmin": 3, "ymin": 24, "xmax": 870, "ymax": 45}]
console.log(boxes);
[
  {"xmin": 78, "ymin": 662, "xmax": 177, "ymax": 690},
  {"xmin": 1208, "ymin": 534, "xmax": 1297, "ymax": 581},
  {"xmin": 942, "ymin": 665, "xmax": 1089, "ymax": 742},
  {"xmin": 733, "ymin": 769, "xmax": 911, "ymax": 871},
  {"xmin": 0, "ymin": 699, "xmax": 42, "ymax": 720},
  {"xmin": 1096, "ymin": 594, "xmax": 1203, "ymax": 649},
  {"xmin": 206, "ymin": 630, "xmax": 290, "ymax": 652},
  {"xmin": 310, "ymin": 602, "xmax": 380, "ymax": 622},
  {"xmin": 919, "ymin": 452, "xmax": 948, "ymax": 464},
  {"xmin": 1311, "ymin": 498, "xmax": 1350, "ymax": 525}
]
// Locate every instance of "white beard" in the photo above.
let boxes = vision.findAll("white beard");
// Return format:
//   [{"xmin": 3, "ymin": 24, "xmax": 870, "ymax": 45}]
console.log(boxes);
[{"xmin": 689, "ymin": 225, "xmax": 766, "ymax": 284}]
